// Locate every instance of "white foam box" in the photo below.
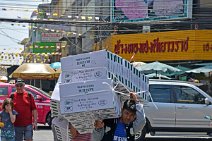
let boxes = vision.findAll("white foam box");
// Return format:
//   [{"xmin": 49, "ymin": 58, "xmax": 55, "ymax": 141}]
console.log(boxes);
[
  {"xmin": 60, "ymin": 90, "xmax": 120, "ymax": 114},
  {"xmin": 50, "ymin": 99, "xmax": 61, "ymax": 117},
  {"xmin": 65, "ymin": 108, "xmax": 121, "ymax": 122},
  {"xmin": 64, "ymin": 107, "xmax": 121, "ymax": 134},
  {"xmin": 59, "ymin": 79, "xmax": 113, "ymax": 98},
  {"xmin": 61, "ymin": 50, "xmax": 108, "ymax": 71},
  {"xmin": 61, "ymin": 67, "xmax": 108, "ymax": 84}
]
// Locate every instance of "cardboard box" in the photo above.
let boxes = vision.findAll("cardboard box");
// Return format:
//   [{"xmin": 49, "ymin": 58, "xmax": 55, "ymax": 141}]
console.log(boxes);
[
  {"xmin": 60, "ymin": 90, "xmax": 120, "ymax": 114},
  {"xmin": 61, "ymin": 50, "xmax": 108, "ymax": 71},
  {"xmin": 59, "ymin": 79, "xmax": 113, "ymax": 98},
  {"xmin": 61, "ymin": 67, "xmax": 108, "ymax": 83}
]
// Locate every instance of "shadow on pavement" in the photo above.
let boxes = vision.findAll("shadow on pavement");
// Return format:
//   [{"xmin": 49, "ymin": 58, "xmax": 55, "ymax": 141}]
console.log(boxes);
[{"xmin": 37, "ymin": 125, "xmax": 52, "ymax": 130}]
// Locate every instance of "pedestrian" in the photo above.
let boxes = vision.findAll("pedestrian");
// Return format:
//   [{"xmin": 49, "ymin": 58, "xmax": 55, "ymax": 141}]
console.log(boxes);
[
  {"xmin": 51, "ymin": 116, "xmax": 92, "ymax": 141},
  {"xmin": 93, "ymin": 92, "xmax": 146, "ymax": 141},
  {"xmin": 0, "ymin": 98, "xmax": 18, "ymax": 141},
  {"xmin": 10, "ymin": 78, "xmax": 38, "ymax": 141}
]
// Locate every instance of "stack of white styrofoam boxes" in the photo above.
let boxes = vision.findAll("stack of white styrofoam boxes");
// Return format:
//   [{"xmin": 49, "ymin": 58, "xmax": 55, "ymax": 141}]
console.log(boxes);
[
  {"xmin": 58, "ymin": 50, "xmax": 149, "ymax": 133},
  {"xmin": 61, "ymin": 50, "xmax": 149, "ymax": 99},
  {"xmin": 59, "ymin": 80, "xmax": 121, "ymax": 133},
  {"xmin": 59, "ymin": 50, "xmax": 120, "ymax": 133},
  {"xmin": 50, "ymin": 77, "xmax": 61, "ymax": 118}
]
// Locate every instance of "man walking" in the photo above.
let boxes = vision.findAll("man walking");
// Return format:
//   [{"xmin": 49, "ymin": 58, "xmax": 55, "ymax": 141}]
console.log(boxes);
[
  {"xmin": 10, "ymin": 79, "xmax": 38, "ymax": 141},
  {"xmin": 93, "ymin": 92, "xmax": 146, "ymax": 141}
]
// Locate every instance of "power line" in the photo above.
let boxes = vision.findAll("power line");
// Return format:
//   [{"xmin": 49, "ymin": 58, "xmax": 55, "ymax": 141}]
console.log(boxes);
[{"xmin": 0, "ymin": 30, "xmax": 21, "ymax": 44}]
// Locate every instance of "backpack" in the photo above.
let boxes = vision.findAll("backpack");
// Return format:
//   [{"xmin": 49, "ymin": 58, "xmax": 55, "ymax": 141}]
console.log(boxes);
[{"xmin": 10, "ymin": 92, "xmax": 32, "ymax": 107}]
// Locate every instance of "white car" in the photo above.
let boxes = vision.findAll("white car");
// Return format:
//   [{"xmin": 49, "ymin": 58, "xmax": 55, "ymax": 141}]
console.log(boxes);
[{"xmin": 138, "ymin": 79, "xmax": 212, "ymax": 140}]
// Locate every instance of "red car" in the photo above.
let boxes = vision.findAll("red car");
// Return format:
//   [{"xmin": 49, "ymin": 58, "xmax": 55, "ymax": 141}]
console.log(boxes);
[{"xmin": 0, "ymin": 82, "xmax": 52, "ymax": 126}]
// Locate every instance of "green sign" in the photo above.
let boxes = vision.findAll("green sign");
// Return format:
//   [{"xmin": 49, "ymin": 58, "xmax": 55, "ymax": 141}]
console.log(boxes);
[{"xmin": 33, "ymin": 42, "xmax": 58, "ymax": 53}]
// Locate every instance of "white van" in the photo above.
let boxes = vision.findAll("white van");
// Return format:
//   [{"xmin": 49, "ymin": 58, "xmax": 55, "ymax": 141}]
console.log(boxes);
[{"xmin": 138, "ymin": 79, "xmax": 212, "ymax": 140}]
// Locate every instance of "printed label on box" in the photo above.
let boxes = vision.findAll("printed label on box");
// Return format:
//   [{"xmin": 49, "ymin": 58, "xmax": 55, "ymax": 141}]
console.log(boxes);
[
  {"xmin": 61, "ymin": 50, "xmax": 107, "ymax": 71},
  {"xmin": 60, "ymin": 90, "xmax": 117, "ymax": 114},
  {"xmin": 62, "ymin": 67, "xmax": 108, "ymax": 83},
  {"xmin": 59, "ymin": 79, "xmax": 113, "ymax": 97}
]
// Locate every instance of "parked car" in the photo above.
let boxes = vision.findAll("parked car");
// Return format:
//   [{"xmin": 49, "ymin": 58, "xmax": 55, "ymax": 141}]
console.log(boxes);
[
  {"xmin": 138, "ymin": 79, "xmax": 212, "ymax": 140},
  {"xmin": 0, "ymin": 82, "xmax": 52, "ymax": 126}
]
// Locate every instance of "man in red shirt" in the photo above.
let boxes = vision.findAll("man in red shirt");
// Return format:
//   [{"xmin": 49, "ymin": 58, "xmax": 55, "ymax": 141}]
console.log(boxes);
[{"xmin": 11, "ymin": 78, "xmax": 38, "ymax": 141}]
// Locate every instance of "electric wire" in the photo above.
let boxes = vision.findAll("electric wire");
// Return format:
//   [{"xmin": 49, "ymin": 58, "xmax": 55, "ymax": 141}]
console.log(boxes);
[{"xmin": 0, "ymin": 0, "xmax": 212, "ymax": 52}]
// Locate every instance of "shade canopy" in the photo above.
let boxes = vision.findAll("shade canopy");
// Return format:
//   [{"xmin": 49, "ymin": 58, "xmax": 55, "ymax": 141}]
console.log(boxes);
[
  {"xmin": 132, "ymin": 62, "xmax": 146, "ymax": 68},
  {"xmin": 193, "ymin": 63, "xmax": 212, "ymax": 66},
  {"xmin": 0, "ymin": 76, "xmax": 8, "ymax": 82},
  {"xmin": 146, "ymin": 73, "xmax": 172, "ymax": 80},
  {"xmin": 11, "ymin": 63, "xmax": 56, "ymax": 79},
  {"xmin": 186, "ymin": 66, "xmax": 212, "ymax": 73},
  {"xmin": 165, "ymin": 65, "xmax": 190, "ymax": 76},
  {"xmin": 54, "ymin": 68, "xmax": 61, "ymax": 78},
  {"xmin": 50, "ymin": 62, "xmax": 61, "ymax": 69},
  {"xmin": 137, "ymin": 61, "xmax": 181, "ymax": 73}
]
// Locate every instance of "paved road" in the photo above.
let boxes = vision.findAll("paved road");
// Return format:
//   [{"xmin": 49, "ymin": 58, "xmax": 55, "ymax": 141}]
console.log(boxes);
[
  {"xmin": 34, "ymin": 125, "xmax": 53, "ymax": 141},
  {"xmin": 33, "ymin": 126, "xmax": 212, "ymax": 141},
  {"xmin": 145, "ymin": 132, "xmax": 212, "ymax": 141}
]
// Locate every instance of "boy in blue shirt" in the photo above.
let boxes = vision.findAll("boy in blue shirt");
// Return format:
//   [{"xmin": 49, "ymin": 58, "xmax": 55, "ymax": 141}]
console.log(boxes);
[{"xmin": 93, "ymin": 92, "xmax": 146, "ymax": 141}]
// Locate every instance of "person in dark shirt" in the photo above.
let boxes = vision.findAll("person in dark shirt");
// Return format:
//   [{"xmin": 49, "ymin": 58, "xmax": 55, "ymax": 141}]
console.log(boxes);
[{"xmin": 93, "ymin": 92, "xmax": 146, "ymax": 141}]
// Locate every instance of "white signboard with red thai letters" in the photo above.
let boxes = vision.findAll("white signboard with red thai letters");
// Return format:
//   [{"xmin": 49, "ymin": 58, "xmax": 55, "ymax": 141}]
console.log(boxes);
[{"xmin": 41, "ymin": 33, "xmax": 62, "ymax": 42}]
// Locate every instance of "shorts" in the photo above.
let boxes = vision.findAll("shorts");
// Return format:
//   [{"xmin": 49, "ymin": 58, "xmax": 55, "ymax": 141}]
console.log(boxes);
[
  {"xmin": 15, "ymin": 125, "xmax": 33, "ymax": 141},
  {"xmin": 1, "ymin": 137, "xmax": 15, "ymax": 141}
]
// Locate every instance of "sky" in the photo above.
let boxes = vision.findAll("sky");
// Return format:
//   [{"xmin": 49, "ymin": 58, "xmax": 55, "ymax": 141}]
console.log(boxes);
[{"xmin": 0, "ymin": 0, "xmax": 50, "ymax": 53}]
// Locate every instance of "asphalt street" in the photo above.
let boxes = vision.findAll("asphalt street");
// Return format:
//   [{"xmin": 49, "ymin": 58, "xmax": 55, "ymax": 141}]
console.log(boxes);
[
  {"xmin": 34, "ymin": 125, "xmax": 53, "ymax": 141},
  {"xmin": 34, "ymin": 125, "xmax": 212, "ymax": 141},
  {"xmin": 145, "ymin": 132, "xmax": 212, "ymax": 141}
]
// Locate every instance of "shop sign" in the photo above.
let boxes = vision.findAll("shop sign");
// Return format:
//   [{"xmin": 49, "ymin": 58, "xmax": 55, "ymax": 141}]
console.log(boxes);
[
  {"xmin": 114, "ymin": 37, "xmax": 189, "ymax": 54},
  {"xmin": 33, "ymin": 42, "xmax": 59, "ymax": 53},
  {"xmin": 105, "ymin": 30, "xmax": 212, "ymax": 61},
  {"xmin": 41, "ymin": 33, "xmax": 62, "ymax": 42}
]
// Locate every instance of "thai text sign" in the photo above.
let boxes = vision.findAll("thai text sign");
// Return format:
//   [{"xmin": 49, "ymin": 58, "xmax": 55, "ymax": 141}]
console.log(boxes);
[
  {"xmin": 41, "ymin": 33, "xmax": 62, "ymax": 42},
  {"xmin": 106, "ymin": 30, "xmax": 212, "ymax": 61}
]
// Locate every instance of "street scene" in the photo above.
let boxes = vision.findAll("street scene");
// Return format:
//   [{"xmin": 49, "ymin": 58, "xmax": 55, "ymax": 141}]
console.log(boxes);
[{"xmin": 0, "ymin": 0, "xmax": 212, "ymax": 141}]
